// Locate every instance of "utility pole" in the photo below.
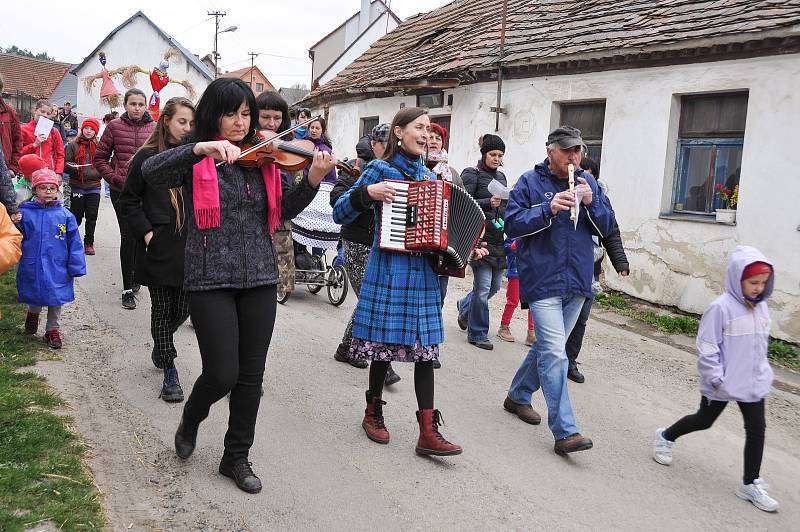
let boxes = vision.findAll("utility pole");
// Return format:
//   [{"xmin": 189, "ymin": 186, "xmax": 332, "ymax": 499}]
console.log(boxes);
[
  {"xmin": 248, "ymin": 52, "xmax": 259, "ymax": 91},
  {"xmin": 209, "ymin": 11, "xmax": 226, "ymax": 79}
]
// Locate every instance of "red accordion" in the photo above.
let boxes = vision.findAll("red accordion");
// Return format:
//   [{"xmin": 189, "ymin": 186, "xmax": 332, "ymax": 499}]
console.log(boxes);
[{"xmin": 378, "ymin": 180, "xmax": 486, "ymax": 276}]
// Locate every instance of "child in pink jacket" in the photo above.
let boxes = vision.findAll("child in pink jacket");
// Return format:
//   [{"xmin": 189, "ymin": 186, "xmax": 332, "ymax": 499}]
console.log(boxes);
[{"xmin": 653, "ymin": 245, "xmax": 778, "ymax": 512}]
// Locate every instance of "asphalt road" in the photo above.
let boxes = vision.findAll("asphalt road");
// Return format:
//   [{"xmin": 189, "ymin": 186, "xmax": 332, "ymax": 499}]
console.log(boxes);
[{"xmin": 37, "ymin": 199, "xmax": 800, "ymax": 531}]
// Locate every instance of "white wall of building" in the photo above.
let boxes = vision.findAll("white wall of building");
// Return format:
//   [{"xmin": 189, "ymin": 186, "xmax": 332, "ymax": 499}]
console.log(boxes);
[
  {"xmin": 73, "ymin": 16, "xmax": 209, "ymax": 121},
  {"xmin": 319, "ymin": 13, "xmax": 399, "ymax": 87},
  {"xmin": 325, "ymin": 53, "xmax": 800, "ymax": 341}
]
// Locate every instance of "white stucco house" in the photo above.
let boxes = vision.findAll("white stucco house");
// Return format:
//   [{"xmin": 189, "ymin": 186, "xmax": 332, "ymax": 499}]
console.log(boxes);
[
  {"xmin": 71, "ymin": 11, "xmax": 213, "ymax": 120},
  {"xmin": 301, "ymin": 0, "xmax": 800, "ymax": 342},
  {"xmin": 309, "ymin": 0, "xmax": 400, "ymax": 89}
]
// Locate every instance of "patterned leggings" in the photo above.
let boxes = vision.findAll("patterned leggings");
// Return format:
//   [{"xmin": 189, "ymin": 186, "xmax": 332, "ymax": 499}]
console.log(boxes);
[
  {"xmin": 340, "ymin": 240, "xmax": 371, "ymax": 347},
  {"xmin": 149, "ymin": 286, "xmax": 190, "ymax": 368}
]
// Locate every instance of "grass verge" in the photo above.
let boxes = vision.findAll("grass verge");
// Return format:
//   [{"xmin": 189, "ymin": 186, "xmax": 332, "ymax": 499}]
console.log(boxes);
[
  {"xmin": 0, "ymin": 271, "xmax": 104, "ymax": 531},
  {"xmin": 595, "ymin": 291, "xmax": 800, "ymax": 371}
]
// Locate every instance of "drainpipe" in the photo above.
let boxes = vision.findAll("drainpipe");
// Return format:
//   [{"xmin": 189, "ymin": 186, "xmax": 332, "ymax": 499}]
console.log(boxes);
[{"xmin": 494, "ymin": 0, "xmax": 508, "ymax": 132}]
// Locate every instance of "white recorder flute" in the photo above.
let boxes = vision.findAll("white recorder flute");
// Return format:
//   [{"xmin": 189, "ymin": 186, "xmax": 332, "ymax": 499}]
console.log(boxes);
[{"xmin": 568, "ymin": 163, "xmax": 577, "ymax": 221}]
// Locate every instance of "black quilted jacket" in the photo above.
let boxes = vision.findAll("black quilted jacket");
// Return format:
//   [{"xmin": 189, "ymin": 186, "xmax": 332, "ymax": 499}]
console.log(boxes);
[{"xmin": 141, "ymin": 143, "xmax": 318, "ymax": 291}]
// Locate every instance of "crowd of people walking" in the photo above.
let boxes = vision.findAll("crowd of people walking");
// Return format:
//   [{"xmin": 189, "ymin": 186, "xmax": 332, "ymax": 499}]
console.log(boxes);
[{"xmin": 0, "ymin": 72, "xmax": 782, "ymax": 511}]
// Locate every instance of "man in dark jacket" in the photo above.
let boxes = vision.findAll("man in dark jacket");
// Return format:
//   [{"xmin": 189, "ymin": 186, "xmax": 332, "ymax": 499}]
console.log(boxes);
[
  {"xmin": 56, "ymin": 101, "xmax": 78, "ymax": 133},
  {"xmin": 328, "ymin": 123, "xmax": 403, "ymax": 384},
  {"xmin": 457, "ymin": 134, "xmax": 508, "ymax": 350},
  {"xmin": 502, "ymin": 126, "xmax": 615, "ymax": 456},
  {"xmin": 564, "ymin": 159, "xmax": 629, "ymax": 383}
]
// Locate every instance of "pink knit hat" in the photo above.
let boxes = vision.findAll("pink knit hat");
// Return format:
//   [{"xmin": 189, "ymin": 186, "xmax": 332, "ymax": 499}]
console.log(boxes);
[{"xmin": 31, "ymin": 169, "xmax": 61, "ymax": 189}]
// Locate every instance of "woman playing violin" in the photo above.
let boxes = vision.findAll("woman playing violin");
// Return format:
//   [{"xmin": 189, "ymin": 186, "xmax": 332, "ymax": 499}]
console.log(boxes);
[{"xmin": 141, "ymin": 78, "xmax": 336, "ymax": 494}]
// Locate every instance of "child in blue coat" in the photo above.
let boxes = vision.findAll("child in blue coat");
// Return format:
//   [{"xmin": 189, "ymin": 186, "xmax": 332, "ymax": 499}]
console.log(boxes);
[{"xmin": 16, "ymin": 169, "xmax": 86, "ymax": 348}]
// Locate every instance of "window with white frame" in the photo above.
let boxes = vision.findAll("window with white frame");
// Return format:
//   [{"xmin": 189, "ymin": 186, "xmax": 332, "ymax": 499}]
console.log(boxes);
[
  {"xmin": 255, "ymin": 82, "xmax": 264, "ymax": 92},
  {"xmin": 559, "ymin": 101, "xmax": 605, "ymax": 163},
  {"xmin": 672, "ymin": 92, "xmax": 748, "ymax": 215}
]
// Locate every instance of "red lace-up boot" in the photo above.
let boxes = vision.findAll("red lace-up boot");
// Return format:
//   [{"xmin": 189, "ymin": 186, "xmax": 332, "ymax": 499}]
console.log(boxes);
[
  {"xmin": 415, "ymin": 409, "xmax": 462, "ymax": 456},
  {"xmin": 362, "ymin": 391, "xmax": 390, "ymax": 444}
]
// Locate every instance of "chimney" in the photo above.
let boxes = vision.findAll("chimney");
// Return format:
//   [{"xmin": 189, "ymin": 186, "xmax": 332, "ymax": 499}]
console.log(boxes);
[{"xmin": 359, "ymin": 0, "xmax": 371, "ymax": 34}]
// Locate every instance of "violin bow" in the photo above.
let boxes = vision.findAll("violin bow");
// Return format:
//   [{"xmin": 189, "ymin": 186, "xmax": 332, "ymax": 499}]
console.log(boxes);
[{"xmin": 215, "ymin": 115, "xmax": 322, "ymax": 168}]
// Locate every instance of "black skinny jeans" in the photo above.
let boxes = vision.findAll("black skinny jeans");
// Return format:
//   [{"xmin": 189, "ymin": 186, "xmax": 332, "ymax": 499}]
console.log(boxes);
[
  {"xmin": 69, "ymin": 191, "xmax": 100, "ymax": 245},
  {"xmin": 184, "ymin": 285, "xmax": 277, "ymax": 463},
  {"xmin": 110, "ymin": 190, "xmax": 136, "ymax": 290},
  {"xmin": 565, "ymin": 296, "xmax": 594, "ymax": 366},
  {"xmin": 664, "ymin": 396, "xmax": 766, "ymax": 484}
]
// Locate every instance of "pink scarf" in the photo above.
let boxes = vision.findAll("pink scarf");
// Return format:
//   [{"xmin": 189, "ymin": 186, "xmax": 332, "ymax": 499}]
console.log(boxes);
[{"xmin": 192, "ymin": 157, "xmax": 282, "ymax": 234}]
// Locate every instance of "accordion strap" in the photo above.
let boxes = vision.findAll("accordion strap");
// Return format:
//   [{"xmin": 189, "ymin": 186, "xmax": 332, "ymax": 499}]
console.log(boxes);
[{"xmin": 385, "ymin": 160, "xmax": 418, "ymax": 182}]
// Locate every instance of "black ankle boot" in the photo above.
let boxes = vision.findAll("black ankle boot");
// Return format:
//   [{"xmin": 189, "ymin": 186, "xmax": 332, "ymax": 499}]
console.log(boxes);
[
  {"xmin": 219, "ymin": 459, "xmax": 262, "ymax": 493},
  {"xmin": 174, "ymin": 415, "xmax": 198, "ymax": 459}
]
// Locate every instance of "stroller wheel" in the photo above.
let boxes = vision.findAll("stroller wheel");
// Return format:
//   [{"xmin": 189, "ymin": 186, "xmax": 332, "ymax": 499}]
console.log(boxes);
[{"xmin": 327, "ymin": 264, "xmax": 349, "ymax": 306}]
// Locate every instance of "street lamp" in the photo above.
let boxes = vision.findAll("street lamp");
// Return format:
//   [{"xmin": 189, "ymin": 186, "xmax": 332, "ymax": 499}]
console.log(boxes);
[{"xmin": 212, "ymin": 20, "xmax": 238, "ymax": 78}]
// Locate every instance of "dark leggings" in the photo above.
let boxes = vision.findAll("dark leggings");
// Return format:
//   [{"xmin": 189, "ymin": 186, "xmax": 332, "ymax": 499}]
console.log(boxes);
[
  {"xmin": 369, "ymin": 361, "xmax": 434, "ymax": 410},
  {"xmin": 565, "ymin": 296, "xmax": 593, "ymax": 366},
  {"xmin": 663, "ymin": 396, "xmax": 766, "ymax": 484},
  {"xmin": 69, "ymin": 191, "xmax": 100, "ymax": 245},
  {"xmin": 110, "ymin": 190, "xmax": 136, "ymax": 290},
  {"xmin": 183, "ymin": 285, "xmax": 277, "ymax": 463}
]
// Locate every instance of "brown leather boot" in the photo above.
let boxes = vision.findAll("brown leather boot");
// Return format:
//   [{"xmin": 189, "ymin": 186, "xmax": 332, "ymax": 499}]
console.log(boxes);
[
  {"xmin": 415, "ymin": 409, "xmax": 462, "ymax": 456},
  {"xmin": 497, "ymin": 325, "xmax": 515, "ymax": 342},
  {"xmin": 362, "ymin": 391, "xmax": 390, "ymax": 444},
  {"xmin": 524, "ymin": 330, "xmax": 536, "ymax": 346},
  {"xmin": 554, "ymin": 433, "xmax": 593, "ymax": 456}
]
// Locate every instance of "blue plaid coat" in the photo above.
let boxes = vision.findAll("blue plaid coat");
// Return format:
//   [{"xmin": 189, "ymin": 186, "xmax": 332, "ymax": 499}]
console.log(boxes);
[{"xmin": 333, "ymin": 153, "xmax": 443, "ymax": 346}]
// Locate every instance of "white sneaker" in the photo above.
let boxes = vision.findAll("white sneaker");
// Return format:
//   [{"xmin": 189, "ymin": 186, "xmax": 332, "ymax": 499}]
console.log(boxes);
[
  {"xmin": 653, "ymin": 428, "xmax": 674, "ymax": 465},
  {"xmin": 735, "ymin": 478, "xmax": 780, "ymax": 512}
]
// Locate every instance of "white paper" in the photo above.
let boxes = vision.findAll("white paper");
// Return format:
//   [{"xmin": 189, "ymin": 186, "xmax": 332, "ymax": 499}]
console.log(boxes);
[
  {"xmin": 34, "ymin": 116, "xmax": 54, "ymax": 138},
  {"xmin": 487, "ymin": 179, "xmax": 510, "ymax": 200},
  {"xmin": 67, "ymin": 162, "xmax": 92, "ymax": 168}
]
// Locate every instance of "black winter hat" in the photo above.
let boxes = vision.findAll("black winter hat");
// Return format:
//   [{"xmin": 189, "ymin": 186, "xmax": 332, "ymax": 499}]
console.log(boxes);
[{"xmin": 480, "ymin": 134, "xmax": 505, "ymax": 155}]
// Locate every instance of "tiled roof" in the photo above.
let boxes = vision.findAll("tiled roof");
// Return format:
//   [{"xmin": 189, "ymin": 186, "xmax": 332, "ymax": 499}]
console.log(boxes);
[
  {"xmin": 305, "ymin": 0, "xmax": 800, "ymax": 104},
  {"xmin": 278, "ymin": 87, "xmax": 311, "ymax": 106},
  {"xmin": 0, "ymin": 53, "xmax": 72, "ymax": 98}
]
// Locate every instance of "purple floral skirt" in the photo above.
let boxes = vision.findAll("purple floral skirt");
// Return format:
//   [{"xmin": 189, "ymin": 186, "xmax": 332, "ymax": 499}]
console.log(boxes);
[{"xmin": 350, "ymin": 338, "xmax": 439, "ymax": 363}]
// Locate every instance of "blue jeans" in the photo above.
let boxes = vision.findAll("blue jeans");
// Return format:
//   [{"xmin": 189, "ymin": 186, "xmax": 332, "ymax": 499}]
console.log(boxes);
[
  {"xmin": 457, "ymin": 263, "xmax": 503, "ymax": 342},
  {"xmin": 507, "ymin": 293, "xmax": 586, "ymax": 440}
]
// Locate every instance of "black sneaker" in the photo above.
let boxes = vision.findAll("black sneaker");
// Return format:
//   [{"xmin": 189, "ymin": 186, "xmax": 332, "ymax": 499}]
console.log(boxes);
[
  {"xmin": 121, "ymin": 290, "xmax": 137, "ymax": 310},
  {"xmin": 384, "ymin": 365, "xmax": 401, "ymax": 386},
  {"xmin": 219, "ymin": 459, "xmax": 262, "ymax": 493},
  {"xmin": 334, "ymin": 343, "xmax": 368, "ymax": 369},
  {"xmin": 567, "ymin": 364, "xmax": 585, "ymax": 384},
  {"xmin": 160, "ymin": 368, "xmax": 184, "ymax": 402},
  {"xmin": 469, "ymin": 339, "xmax": 494, "ymax": 350},
  {"xmin": 433, "ymin": 359, "xmax": 442, "ymax": 369}
]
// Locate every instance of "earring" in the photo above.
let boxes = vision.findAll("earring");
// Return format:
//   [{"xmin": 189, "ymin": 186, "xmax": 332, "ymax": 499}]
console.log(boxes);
[{"xmin": 397, "ymin": 140, "xmax": 401, "ymax": 147}]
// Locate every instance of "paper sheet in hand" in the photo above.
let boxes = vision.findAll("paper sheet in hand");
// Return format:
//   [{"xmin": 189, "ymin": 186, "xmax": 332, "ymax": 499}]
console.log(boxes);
[
  {"xmin": 34, "ymin": 116, "xmax": 54, "ymax": 138},
  {"xmin": 67, "ymin": 162, "xmax": 92, "ymax": 168},
  {"xmin": 487, "ymin": 179, "xmax": 510, "ymax": 200}
]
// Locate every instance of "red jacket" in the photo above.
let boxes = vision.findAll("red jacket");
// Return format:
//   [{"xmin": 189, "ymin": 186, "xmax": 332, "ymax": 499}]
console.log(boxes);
[
  {"xmin": 94, "ymin": 113, "xmax": 155, "ymax": 192},
  {"xmin": 0, "ymin": 99, "xmax": 23, "ymax": 174},
  {"xmin": 20, "ymin": 119, "xmax": 65, "ymax": 174}
]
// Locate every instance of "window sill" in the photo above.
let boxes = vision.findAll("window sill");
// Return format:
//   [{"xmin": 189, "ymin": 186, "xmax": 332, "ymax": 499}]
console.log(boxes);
[{"xmin": 659, "ymin": 213, "xmax": 736, "ymax": 226}]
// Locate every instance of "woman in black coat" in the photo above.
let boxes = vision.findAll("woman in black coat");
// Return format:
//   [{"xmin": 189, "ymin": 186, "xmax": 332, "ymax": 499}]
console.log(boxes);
[{"xmin": 121, "ymin": 97, "xmax": 196, "ymax": 402}]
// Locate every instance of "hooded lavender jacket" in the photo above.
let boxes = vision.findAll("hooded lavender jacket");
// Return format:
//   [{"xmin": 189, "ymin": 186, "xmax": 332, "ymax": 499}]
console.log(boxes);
[{"xmin": 697, "ymin": 245, "xmax": 774, "ymax": 402}]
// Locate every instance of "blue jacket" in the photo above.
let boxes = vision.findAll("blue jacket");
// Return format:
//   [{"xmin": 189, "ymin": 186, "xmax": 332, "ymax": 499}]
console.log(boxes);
[
  {"xmin": 333, "ymin": 153, "xmax": 443, "ymax": 346},
  {"xmin": 16, "ymin": 200, "xmax": 86, "ymax": 306},
  {"xmin": 504, "ymin": 237, "xmax": 519, "ymax": 278},
  {"xmin": 505, "ymin": 159, "xmax": 614, "ymax": 303}
]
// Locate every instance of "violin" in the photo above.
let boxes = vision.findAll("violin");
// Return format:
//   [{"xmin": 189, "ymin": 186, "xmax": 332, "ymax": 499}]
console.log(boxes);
[{"xmin": 237, "ymin": 134, "xmax": 360, "ymax": 178}]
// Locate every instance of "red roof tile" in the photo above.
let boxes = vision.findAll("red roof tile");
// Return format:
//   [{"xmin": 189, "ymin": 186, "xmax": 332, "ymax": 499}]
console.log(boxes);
[
  {"xmin": 304, "ymin": 0, "xmax": 800, "ymax": 104},
  {"xmin": 0, "ymin": 53, "xmax": 72, "ymax": 98}
]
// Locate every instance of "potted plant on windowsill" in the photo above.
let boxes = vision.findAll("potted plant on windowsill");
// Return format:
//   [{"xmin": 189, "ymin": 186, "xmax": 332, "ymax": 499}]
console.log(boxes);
[{"xmin": 714, "ymin": 183, "xmax": 738, "ymax": 223}]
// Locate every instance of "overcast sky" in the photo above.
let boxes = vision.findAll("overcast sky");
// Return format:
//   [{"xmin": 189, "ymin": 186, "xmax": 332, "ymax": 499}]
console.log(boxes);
[{"xmin": 1, "ymin": 0, "xmax": 451, "ymax": 89}]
